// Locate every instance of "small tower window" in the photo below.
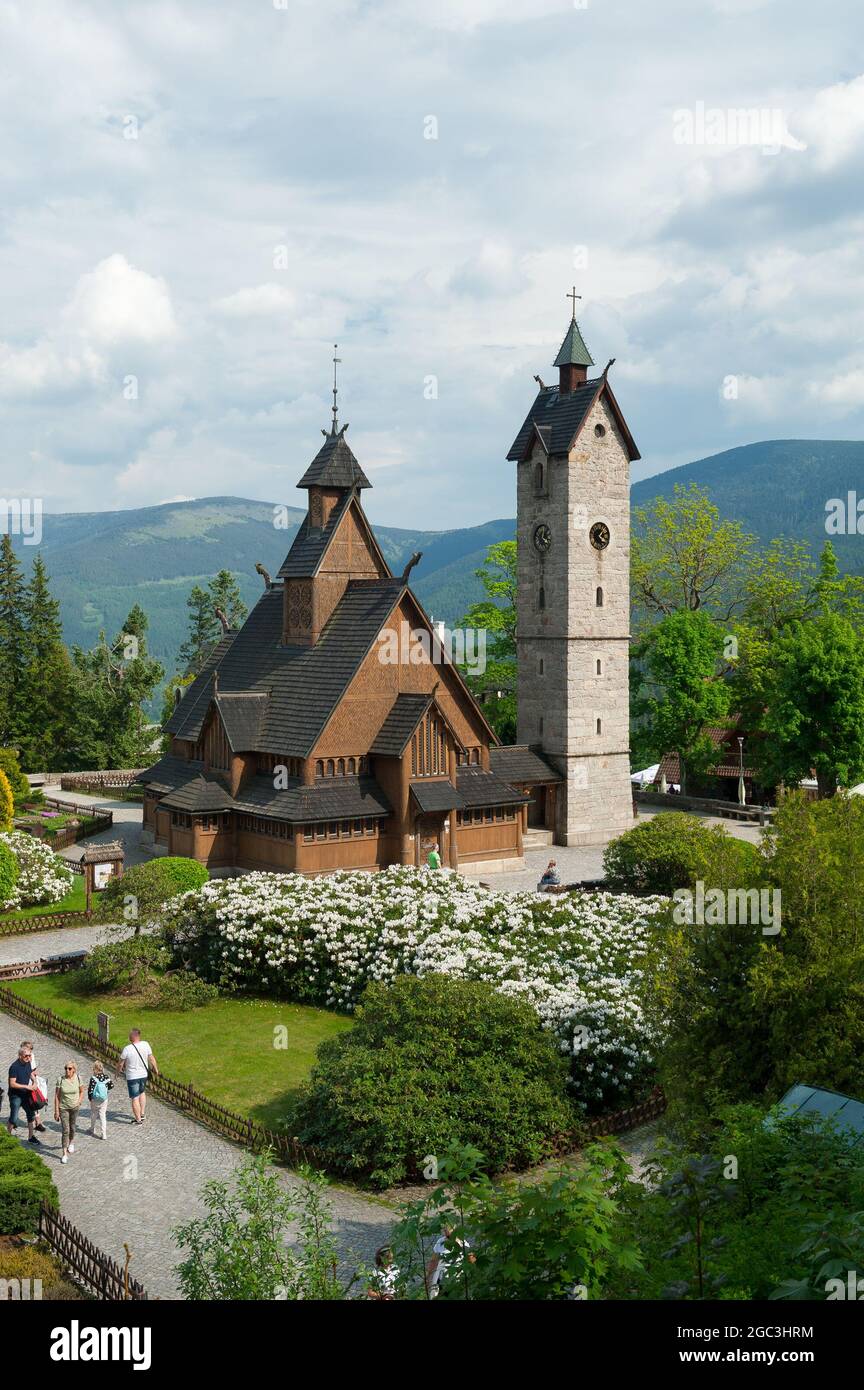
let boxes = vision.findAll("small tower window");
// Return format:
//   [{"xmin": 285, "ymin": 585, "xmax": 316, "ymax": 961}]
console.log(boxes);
[
  {"xmin": 539, "ymin": 657, "xmax": 544, "ymax": 675},
  {"xmin": 596, "ymin": 658, "xmax": 602, "ymax": 675},
  {"xmin": 534, "ymin": 460, "xmax": 545, "ymax": 494},
  {"xmin": 539, "ymin": 716, "xmax": 544, "ymax": 737},
  {"xmin": 594, "ymin": 423, "xmax": 606, "ymax": 438},
  {"xmin": 596, "ymin": 717, "xmax": 602, "ymax": 735},
  {"xmin": 538, "ymin": 586, "xmax": 546, "ymax": 611},
  {"xmin": 596, "ymin": 586, "xmax": 603, "ymax": 607}
]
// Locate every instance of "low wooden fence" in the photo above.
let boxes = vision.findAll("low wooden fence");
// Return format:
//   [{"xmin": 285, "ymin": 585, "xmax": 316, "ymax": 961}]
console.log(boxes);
[
  {"xmin": 0, "ymin": 910, "xmax": 92, "ymax": 939},
  {"xmin": 582, "ymin": 1085, "xmax": 667, "ymax": 1139},
  {"xmin": 38, "ymin": 1204, "xmax": 149, "ymax": 1301},
  {"xmin": 0, "ymin": 953, "xmax": 87, "ymax": 982},
  {"xmin": 59, "ymin": 771, "xmax": 146, "ymax": 792}
]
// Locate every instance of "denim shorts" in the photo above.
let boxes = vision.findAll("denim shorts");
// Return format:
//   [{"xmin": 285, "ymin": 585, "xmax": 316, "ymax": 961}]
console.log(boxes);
[
  {"xmin": 8, "ymin": 1091, "xmax": 35, "ymax": 1125},
  {"xmin": 127, "ymin": 1078, "xmax": 147, "ymax": 1098}
]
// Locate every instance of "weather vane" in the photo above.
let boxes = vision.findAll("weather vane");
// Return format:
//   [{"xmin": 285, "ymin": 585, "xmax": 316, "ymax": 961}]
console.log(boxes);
[
  {"xmin": 331, "ymin": 342, "xmax": 341, "ymax": 434},
  {"xmin": 567, "ymin": 285, "xmax": 581, "ymax": 319}
]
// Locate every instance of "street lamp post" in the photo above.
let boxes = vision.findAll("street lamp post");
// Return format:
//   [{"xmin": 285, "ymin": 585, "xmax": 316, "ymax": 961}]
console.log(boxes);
[{"xmin": 737, "ymin": 735, "xmax": 746, "ymax": 806}]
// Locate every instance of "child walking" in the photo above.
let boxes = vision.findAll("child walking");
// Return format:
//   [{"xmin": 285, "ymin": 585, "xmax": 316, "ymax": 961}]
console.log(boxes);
[{"xmin": 87, "ymin": 1062, "xmax": 113, "ymax": 1139}]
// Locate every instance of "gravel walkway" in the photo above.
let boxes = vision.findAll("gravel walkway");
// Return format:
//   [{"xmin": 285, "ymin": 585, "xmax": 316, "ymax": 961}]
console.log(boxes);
[
  {"xmin": 0, "ymin": 1011, "xmax": 393, "ymax": 1299},
  {"xmin": 0, "ymin": 922, "xmax": 111, "ymax": 967}
]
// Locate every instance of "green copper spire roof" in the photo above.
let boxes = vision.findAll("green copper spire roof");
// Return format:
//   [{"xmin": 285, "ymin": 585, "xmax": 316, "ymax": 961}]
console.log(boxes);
[{"xmin": 553, "ymin": 318, "xmax": 594, "ymax": 369}]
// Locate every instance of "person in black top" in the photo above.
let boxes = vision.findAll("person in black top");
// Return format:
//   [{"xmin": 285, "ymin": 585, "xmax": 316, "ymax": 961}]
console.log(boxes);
[{"xmin": 7, "ymin": 1041, "xmax": 39, "ymax": 1143}]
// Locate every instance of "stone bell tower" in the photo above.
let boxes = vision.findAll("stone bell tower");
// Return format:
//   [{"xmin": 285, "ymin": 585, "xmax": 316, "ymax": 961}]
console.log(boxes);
[{"xmin": 506, "ymin": 294, "xmax": 640, "ymax": 846}]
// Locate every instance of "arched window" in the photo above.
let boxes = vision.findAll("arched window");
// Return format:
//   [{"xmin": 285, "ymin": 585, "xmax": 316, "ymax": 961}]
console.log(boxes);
[
  {"xmin": 596, "ymin": 658, "xmax": 602, "ymax": 675},
  {"xmin": 596, "ymin": 586, "xmax": 603, "ymax": 607},
  {"xmin": 315, "ymin": 760, "xmax": 323, "ymax": 778},
  {"xmin": 337, "ymin": 758, "xmax": 345, "ymax": 776},
  {"xmin": 596, "ymin": 717, "xmax": 602, "ymax": 735},
  {"xmin": 326, "ymin": 759, "xmax": 335, "ymax": 777},
  {"xmin": 534, "ymin": 460, "xmax": 545, "ymax": 494},
  {"xmin": 539, "ymin": 657, "xmax": 544, "ymax": 675},
  {"xmin": 539, "ymin": 586, "xmax": 546, "ymax": 611},
  {"xmin": 347, "ymin": 757, "xmax": 356, "ymax": 775}
]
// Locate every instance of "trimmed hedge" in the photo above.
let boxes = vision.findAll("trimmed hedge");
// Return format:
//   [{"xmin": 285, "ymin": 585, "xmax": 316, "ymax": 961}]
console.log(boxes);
[
  {"xmin": 94, "ymin": 855, "xmax": 208, "ymax": 926},
  {"xmin": 603, "ymin": 812, "xmax": 764, "ymax": 897},
  {"xmin": 0, "ymin": 1126, "xmax": 59, "ymax": 1234},
  {"xmin": 292, "ymin": 973, "xmax": 576, "ymax": 1188},
  {"xmin": 0, "ymin": 840, "xmax": 19, "ymax": 908}
]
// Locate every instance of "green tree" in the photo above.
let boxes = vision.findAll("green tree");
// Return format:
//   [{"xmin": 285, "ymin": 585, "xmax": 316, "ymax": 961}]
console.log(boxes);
[
  {"xmin": 631, "ymin": 609, "xmax": 730, "ymax": 791},
  {"xmin": 459, "ymin": 540, "xmax": 517, "ymax": 742},
  {"xmin": 389, "ymin": 1141, "xmax": 641, "ymax": 1301},
  {"xmin": 0, "ymin": 535, "xmax": 27, "ymax": 746},
  {"xmin": 631, "ymin": 484, "xmax": 756, "ymax": 625},
  {"xmin": 759, "ymin": 612, "xmax": 864, "ymax": 798},
  {"xmin": 178, "ymin": 571, "xmax": 246, "ymax": 677},
  {"xmin": 173, "ymin": 1152, "xmax": 347, "ymax": 1300},
  {"xmin": 18, "ymin": 554, "xmax": 73, "ymax": 770},
  {"xmin": 69, "ymin": 606, "xmax": 164, "ymax": 769}
]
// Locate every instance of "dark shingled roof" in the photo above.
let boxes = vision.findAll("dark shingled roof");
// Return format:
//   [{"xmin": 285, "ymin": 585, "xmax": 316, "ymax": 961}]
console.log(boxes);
[
  {"xmin": 160, "ymin": 776, "xmax": 235, "ymax": 813},
  {"xmin": 138, "ymin": 753, "xmax": 201, "ymax": 793},
  {"xmin": 155, "ymin": 578, "xmax": 408, "ymax": 761},
  {"xmin": 296, "ymin": 431, "xmax": 371, "ymax": 490},
  {"xmin": 456, "ymin": 766, "xmax": 529, "ymax": 808},
  {"xmin": 164, "ymin": 632, "xmax": 236, "ymax": 735},
  {"xmin": 234, "ymin": 774, "xmax": 392, "ymax": 824},
  {"xmin": 277, "ymin": 490, "xmax": 354, "ymax": 579},
  {"xmin": 506, "ymin": 376, "xmax": 640, "ymax": 463},
  {"xmin": 370, "ymin": 693, "xmax": 434, "ymax": 756},
  {"xmin": 490, "ymin": 745, "xmax": 562, "ymax": 784},
  {"xmin": 410, "ymin": 780, "xmax": 464, "ymax": 813},
  {"xmin": 216, "ymin": 693, "xmax": 267, "ymax": 750}
]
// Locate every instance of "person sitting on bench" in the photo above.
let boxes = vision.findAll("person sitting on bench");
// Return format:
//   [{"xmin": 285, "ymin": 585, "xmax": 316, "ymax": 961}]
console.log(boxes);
[{"xmin": 537, "ymin": 860, "xmax": 561, "ymax": 892}]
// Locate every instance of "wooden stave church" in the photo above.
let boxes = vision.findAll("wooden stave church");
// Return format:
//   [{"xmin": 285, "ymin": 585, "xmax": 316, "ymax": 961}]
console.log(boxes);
[{"xmin": 140, "ymin": 418, "xmax": 560, "ymax": 876}]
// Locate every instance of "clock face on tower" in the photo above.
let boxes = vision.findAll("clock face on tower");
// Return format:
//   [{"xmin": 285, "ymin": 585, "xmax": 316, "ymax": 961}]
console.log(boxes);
[
  {"xmin": 533, "ymin": 523, "xmax": 552, "ymax": 555},
  {"xmin": 589, "ymin": 521, "xmax": 610, "ymax": 551}
]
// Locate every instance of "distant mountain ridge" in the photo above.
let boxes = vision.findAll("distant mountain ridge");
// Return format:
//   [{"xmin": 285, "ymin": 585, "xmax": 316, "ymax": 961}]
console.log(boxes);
[{"xmin": 8, "ymin": 438, "xmax": 863, "ymax": 681}]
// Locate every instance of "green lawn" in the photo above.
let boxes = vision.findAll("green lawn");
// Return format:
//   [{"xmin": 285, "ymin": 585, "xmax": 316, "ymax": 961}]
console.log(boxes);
[
  {"xmin": 0, "ymin": 875, "xmax": 88, "ymax": 922},
  {"xmin": 6, "ymin": 972, "xmax": 352, "ymax": 1129}
]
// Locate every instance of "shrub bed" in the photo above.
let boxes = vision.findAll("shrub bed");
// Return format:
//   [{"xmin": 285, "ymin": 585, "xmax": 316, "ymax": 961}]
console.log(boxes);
[
  {"xmin": 94, "ymin": 856, "xmax": 209, "ymax": 927},
  {"xmin": 0, "ymin": 831, "xmax": 73, "ymax": 911},
  {"xmin": 163, "ymin": 866, "xmax": 668, "ymax": 1112}
]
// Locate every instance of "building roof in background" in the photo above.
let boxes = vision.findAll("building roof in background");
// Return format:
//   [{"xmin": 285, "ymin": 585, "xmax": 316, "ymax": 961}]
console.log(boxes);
[
  {"xmin": 296, "ymin": 430, "xmax": 371, "ymax": 490},
  {"xmin": 490, "ymin": 745, "xmax": 562, "ymax": 784}
]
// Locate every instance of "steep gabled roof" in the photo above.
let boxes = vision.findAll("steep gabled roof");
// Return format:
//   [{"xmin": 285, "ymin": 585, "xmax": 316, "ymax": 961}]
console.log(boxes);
[
  {"xmin": 370, "ymin": 692, "xmax": 435, "ymax": 756},
  {"xmin": 216, "ymin": 693, "xmax": 268, "ymax": 751},
  {"xmin": 160, "ymin": 776, "xmax": 235, "ymax": 813},
  {"xmin": 296, "ymin": 430, "xmax": 371, "ymax": 490},
  {"xmin": 410, "ymin": 780, "xmax": 464, "ymax": 813},
  {"xmin": 278, "ymin": 490, "xmax": 391, "ymax": 582},
  {"xmin": 553, "ymin": 318, "xmax": 594, "ymax": 368},
  {"xmin": 506, "ymin": 376, "xmax": 640, "ymax": 463}
]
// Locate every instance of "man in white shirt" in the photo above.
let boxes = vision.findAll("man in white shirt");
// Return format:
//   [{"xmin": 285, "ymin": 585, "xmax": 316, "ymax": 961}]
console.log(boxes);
[{"xmin": 118, "ymin": 1028, "xmax": 159, "ymax": 1126}]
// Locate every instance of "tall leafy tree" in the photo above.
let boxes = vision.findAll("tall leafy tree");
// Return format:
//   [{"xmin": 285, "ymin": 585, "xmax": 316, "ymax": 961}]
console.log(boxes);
[
  {"xmin": 70, "ymin": 605, "xmax": 164, "ymax": 769},
  {"xmin": 459, "ymin": 540, "xmax": 517, "ymax": 742},
  {"xmin": 0, "ymin": 534, "xmax": 27, "ymax": 745},
  {"xmin": 758, "ymin": 612, "xmax": 864, "ymax": 798},
  {"xmin": 178, "ymin": 571, "xmax": 247, "ymax": 677},
  {"xmin": 18, "ymin": 554, "xmax": 73, "ymax": 769},
  {"xmin": 631, "ymin": 484, "xmax": 756, "ymax": 626},
  {"xmin": 631, "ymin": 609, "xmax": 729, "ymax": 792}
]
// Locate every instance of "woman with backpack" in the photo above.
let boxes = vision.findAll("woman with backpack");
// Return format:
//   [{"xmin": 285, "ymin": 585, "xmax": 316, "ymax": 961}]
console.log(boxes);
[{"xmin": 87, "ymin": 1062, "xmax": 113, "ymax": 1140}]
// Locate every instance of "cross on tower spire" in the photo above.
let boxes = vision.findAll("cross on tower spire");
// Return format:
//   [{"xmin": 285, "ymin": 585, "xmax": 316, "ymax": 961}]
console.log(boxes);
[
  {"xmin": 567, "ymin": 285, "xmax": 581, "ymax": 320},
  {"xmin": 330, "ymin": 343, "xmax": 341, "ymax": 435}
]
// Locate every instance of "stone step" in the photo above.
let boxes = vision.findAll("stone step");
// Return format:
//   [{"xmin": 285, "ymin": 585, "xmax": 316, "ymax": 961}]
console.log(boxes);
[{"xmin": 523, "ymin": 828, "xmax": 554, "ymax": 849}]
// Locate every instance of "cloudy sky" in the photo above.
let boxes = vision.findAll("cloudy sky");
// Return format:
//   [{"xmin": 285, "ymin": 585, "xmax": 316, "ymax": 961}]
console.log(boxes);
[{"xmin": 1, "ymin": 0, "xmax": 863, "ymax": 528}]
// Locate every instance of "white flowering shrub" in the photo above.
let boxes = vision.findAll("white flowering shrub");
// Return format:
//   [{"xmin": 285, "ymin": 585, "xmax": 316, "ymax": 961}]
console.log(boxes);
[
  {"xmin": 0, "ymin": 831, "xmax": 74, "ymax": 909},
  {"xmin": 164, "ymin": 866, "xmax": 669, "ymax": 1111}
]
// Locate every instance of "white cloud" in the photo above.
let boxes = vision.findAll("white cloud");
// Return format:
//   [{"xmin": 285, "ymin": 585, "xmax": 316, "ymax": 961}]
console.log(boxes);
[{"xmin": 62, "ymin": 255, "xmax": 177, "ymax": 344}]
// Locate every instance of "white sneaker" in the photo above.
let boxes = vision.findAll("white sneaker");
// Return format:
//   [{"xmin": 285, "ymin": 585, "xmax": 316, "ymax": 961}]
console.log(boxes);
[
  {"xmin": 67, "ymin": 1143, "xmax": 75, "ymax": 1153},
  {"xmin": 61, "ymin": 1155, "xmax": 68, "ymax": 1164}
]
